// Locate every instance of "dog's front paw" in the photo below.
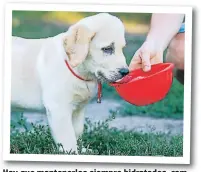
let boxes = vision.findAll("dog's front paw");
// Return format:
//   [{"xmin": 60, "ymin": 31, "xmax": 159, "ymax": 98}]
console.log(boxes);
[
  {"xmin": 57, "ymin": 143, "xmax": 78, "ymax": 155},
  {"xmin": 81, "ymin": 146, "xmax": 93, "ymax": 154}
]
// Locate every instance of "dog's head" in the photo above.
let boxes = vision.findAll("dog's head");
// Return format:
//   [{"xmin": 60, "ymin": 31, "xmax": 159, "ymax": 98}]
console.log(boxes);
[{"xmin": 63, "ymin": 13, "xmax": 128, "ymax": 83}]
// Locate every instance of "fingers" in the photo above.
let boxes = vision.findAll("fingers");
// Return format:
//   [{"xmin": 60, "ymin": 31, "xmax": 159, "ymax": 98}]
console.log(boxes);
[
  {"xmin": 129, "ymin": 51, "xmax": 151, "ymax": 72},
  {"xmin": 129, "ymin": 40, "xmax": 164, "ymax": 72},
  {"xmin": 141, "ymin": 51, "xmax": 151, "ymax": 72}
]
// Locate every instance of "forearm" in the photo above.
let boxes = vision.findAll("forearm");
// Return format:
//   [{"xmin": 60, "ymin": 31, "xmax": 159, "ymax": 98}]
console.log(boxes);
[{"xmin": 146, "ymin": 13, "xmax": 184, "ymax": 50}]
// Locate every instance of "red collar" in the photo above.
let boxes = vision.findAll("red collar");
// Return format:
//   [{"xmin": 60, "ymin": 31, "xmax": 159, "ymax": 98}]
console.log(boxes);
[{"xmin": 65, "ymin": 60, "xmax": 102, "ymax": 103}]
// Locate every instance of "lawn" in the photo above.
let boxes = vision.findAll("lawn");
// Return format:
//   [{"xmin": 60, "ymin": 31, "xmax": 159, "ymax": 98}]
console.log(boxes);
[
  {"xmin": 10, "ymin": 115, "xmax": 183, "ymax": 156},
  {"xmin": 10, "ymin": 11, "xmax": 184, "ymax": 156}
]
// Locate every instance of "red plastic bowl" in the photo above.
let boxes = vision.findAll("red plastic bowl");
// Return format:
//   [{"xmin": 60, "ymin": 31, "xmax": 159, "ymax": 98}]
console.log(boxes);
[{"xmin": 110, "ymin": 63, "xmax": 174, "ymax": 106}]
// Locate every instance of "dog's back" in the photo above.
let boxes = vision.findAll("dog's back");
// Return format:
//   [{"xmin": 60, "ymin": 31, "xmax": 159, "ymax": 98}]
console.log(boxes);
[{"xmin": 11, "ymin": 37, "xmax": 45, "ymax": 110}]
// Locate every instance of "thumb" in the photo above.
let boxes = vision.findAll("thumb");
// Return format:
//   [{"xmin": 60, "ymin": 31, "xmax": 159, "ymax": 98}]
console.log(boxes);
[{"xmin": 141, "ymin": 51, "xmax": 151, "ymax": 72}]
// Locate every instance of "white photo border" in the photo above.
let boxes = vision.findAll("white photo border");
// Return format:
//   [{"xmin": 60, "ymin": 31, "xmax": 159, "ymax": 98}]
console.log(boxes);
[{"xmin": 3, "ymin": 3, "xmax": 192, "ymax": 164}]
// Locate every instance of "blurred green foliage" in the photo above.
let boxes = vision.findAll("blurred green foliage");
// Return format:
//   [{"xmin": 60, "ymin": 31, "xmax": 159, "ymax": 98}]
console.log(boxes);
[{"xmin": 12, "ymin": 11, "xmax": 184, "ymax": 119}]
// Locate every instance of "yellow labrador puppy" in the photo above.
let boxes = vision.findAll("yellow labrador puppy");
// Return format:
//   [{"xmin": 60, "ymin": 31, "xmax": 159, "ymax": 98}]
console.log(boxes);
[{"xmin": 11, "ymin": 13, "xmax": 129, "ymax": 153}]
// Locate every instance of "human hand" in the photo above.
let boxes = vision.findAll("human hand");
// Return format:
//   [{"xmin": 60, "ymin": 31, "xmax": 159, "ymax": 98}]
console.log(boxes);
[{"xmin": 129, "ymin": 40, "xmax": 163, "ymax": 72}]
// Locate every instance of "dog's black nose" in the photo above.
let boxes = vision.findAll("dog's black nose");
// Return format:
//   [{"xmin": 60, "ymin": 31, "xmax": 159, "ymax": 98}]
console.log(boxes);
[{"xmin": 119, "ymin": 68, "xmax": 129, "ymax": 76}]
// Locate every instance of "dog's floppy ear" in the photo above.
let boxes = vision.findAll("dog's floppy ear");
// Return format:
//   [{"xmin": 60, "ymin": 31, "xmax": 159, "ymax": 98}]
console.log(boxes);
[{"xmin": 63, "ymin": 25, "xmax": 95, "ymax": 67}]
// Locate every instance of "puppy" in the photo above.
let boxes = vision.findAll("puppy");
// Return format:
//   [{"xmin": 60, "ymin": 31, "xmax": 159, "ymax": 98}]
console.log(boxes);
[{"xmin": 11, "ymin": 13, "xmax": 129, "ymax": 154}]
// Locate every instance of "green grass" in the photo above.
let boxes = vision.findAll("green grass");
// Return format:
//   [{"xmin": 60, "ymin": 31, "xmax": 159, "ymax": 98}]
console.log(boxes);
[{"xmin": 10, "ymin": 116, "xmax": 183, "ymax": 156}]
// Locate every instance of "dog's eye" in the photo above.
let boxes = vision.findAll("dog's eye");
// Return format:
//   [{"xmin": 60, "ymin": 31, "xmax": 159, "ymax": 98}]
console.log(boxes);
[{"xmin": 101, "ymin": 47, "xmax": 114, "ymax": 54}]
